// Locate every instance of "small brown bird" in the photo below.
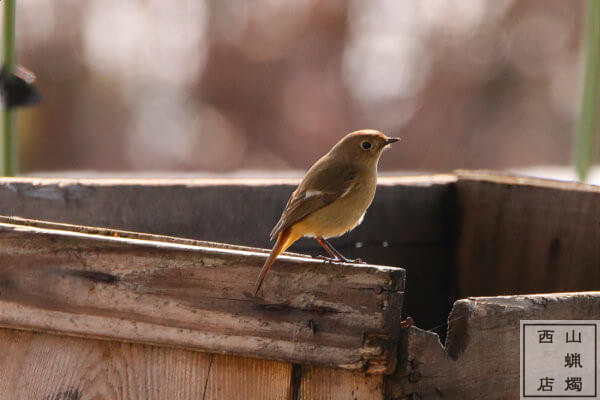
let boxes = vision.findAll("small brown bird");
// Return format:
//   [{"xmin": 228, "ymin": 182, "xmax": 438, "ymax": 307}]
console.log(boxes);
[{"xmin": 253, "ymin": 129, "xmax": 399, "ymax": 296}]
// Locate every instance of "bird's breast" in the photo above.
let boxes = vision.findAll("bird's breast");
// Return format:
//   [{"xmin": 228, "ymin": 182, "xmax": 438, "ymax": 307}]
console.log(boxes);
[{"xmin": 293, "ymin": 174, "xmax": 377, "ymax": 238}]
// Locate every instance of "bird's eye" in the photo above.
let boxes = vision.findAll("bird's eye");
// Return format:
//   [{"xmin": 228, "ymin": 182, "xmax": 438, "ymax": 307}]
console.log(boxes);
[{"xmin": 361, "ymin": 141, "xmax": 371, "ymax": 150}]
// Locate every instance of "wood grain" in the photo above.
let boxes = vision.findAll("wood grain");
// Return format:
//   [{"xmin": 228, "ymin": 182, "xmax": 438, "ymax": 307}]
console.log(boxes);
[
  {"xmin": 0, "ymin": 328, "xmax": 292, "ymax": 400},
  {"xmin": 455, "ymin": 170, "xmax": 600, "ymax": 298},
  {"xmin": 0, "ymin": 219, "xmax": 404, "ymax": 373},
  {"xmin": 299, "ymin": 366, "xmax": 383, "ymax": 400},
  {"xmin": 387, "ymin": 292, "xmax": 600, "ymax": 399}
]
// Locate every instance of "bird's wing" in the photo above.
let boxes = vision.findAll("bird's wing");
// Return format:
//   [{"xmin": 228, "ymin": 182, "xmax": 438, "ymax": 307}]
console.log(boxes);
[{"xmin": 270, "ymin": 161, "xmax": 358, "ymax": 241}]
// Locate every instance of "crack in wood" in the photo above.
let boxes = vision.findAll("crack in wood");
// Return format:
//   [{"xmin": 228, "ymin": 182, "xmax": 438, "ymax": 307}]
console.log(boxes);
[
  {"xmin": 67, "ymin": 269, "xmax": 119, "ymax": 284},
  {"xmin": 290, "ymin": 364, "xmax": 303, "ymax": 400},
  {"xmin": 255, "ymin": 302, "xmax": 347, "ymax": 315},
  {"xmin": 201, "ymin": 354, "xmax": 214, "ymax": 400}
]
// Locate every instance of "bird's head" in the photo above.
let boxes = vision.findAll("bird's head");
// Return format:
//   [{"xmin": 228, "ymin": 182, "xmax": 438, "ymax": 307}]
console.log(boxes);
[{"xmin": 329, "ymin": 129, "xmax": 399, "ymax": 166}]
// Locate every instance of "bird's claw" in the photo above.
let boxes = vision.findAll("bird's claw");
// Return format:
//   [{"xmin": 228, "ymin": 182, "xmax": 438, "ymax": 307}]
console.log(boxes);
[
  {"xmin": 313, "ymin": 254, "xmax": 366, "ymax": 264},
  {"xmin": 340, "ymin": 257, "xmax": 365, "ymax": 263},
  {"xmin": 314, "ymin": 255, "xmax": 342, "ymax": 263}
]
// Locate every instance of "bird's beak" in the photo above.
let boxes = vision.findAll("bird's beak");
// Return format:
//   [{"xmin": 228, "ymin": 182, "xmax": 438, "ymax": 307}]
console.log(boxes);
[{"xmin": 385, "ymin": 137, "xmax": 400, "ymax": 145}]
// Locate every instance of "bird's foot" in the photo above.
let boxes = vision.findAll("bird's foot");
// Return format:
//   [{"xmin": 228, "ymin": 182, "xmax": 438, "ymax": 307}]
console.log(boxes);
[
  {"xmin": 313, "ymin": 254, "xmax": 366, "ymax": 264},
  {"xmin": 338, "ymin": 257, "xmax": 365, "ymax": 263},
  {"xmin": 313, "ymin": 255, "xmax": 344, "ymax": 263}
]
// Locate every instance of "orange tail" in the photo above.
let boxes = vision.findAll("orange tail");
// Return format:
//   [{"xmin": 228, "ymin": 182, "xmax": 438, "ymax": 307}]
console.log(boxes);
[{"xmin": 253, "ymin": 227, "xmax": 300, "ymax": 296}]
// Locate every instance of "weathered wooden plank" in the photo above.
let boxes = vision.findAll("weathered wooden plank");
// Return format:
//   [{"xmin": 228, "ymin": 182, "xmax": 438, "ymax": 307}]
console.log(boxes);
[
  {"xmin": 455, "ymin": 170, "xmax": 600, "ymax": 298},
  {"xmin": 0, "ymin": 175, "xmax": 456, "ymax": 335},
  {"xmin": 299, "ymin": 366, "xmax": 383, "ymax": 400},
  {"xmin": 0, "ymin": 219, "xmax": 404, "ymax": 373},
  {"xmin": 0, "ymin": 175, "xmax": 455, "ymax": 247},
  {"xmin": 0, "ymin": 328, "xmax": 292, "ymax": 399},
  {"xmin": 387, "ymin": 292, "xmax": 600, "ymax": 399}
]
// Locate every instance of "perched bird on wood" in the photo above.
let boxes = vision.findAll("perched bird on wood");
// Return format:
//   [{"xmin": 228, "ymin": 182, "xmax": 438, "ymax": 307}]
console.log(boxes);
[{"xmin": 253, "ymin": 129, "xmax": 399, "ymax": 296}]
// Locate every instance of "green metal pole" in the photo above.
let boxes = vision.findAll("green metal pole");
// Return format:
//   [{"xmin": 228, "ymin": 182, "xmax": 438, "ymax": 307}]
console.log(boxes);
[
  {"xmin": 2, "ymin": 0, "xmax": 16, "ymax": 176},
  {"xmin": 575, "ymin": 0, "xmax": 600, "ymax": 181}
]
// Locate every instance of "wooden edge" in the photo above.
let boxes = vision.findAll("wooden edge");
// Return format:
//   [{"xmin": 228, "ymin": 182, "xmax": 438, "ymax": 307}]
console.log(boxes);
[
  {"xmin": 445, "ymin": 292, "xmax": 600, "ymax": 359},
  {"xmin": 388, "ymin": 291, "xmax": 600, "ymax": 399},
  {"xmin": 15, "ymin": 170, "xmax": 595, "ymax": 191},
  {"xmin": 454, "ymin": 169, "xmax": 600, "ymax": 192},
  {"xmin": 0, "ymin": 217, "xmax": 404, "ymax": 270},
  {"xmin": 0, "ymin": 173, "xmax": 457, "ymax": 187},
  {"xmin": 0, "ymin": 215, "xmax": 309, "ymax": 258},
  {"xmin": 0, "ymin": 218, "xmax": 404, "ymax": 280}
]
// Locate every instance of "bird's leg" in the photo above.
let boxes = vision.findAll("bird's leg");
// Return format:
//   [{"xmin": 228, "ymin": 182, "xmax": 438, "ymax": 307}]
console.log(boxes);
[
  {"xmin": 315, "ymin": 237, "xmax": 341, "ymax": 262},
  {"xmin": 319, "ymin": 238, "xmax": 347, "ymax": 261},
  {"xmin": 315, "ymin": 237, "xmax": 365, "ymax": 264}
]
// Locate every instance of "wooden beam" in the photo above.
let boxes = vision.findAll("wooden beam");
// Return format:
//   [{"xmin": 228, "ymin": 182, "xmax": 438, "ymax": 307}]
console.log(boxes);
[
  {"xmin": 0, "ymin": 219, "xmax": 404, "ymax": 374},
  {"xmin": 387, "ymin": 292, "xmax": 600, "ymax": 399},
  {"xmin": 0, "ymin": 175, "xmax": 456, "ymax": 248},
  {"xmin": 455, "ymin": 170, "xmax": 600, "ymax": 298}
]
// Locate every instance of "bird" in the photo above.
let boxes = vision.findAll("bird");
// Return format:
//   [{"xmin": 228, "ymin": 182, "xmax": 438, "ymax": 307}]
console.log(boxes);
[{"xmin": 253, "ymin": 129, "xmax": 399, "ymax": 296}]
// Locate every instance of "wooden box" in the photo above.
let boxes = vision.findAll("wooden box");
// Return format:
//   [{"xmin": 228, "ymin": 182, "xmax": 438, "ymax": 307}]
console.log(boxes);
[{"xmin": 0, "ymin": 170, "xmax": 598, "ymax": 399}]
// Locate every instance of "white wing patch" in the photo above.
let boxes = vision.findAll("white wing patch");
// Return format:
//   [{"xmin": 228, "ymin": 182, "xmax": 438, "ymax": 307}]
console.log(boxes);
[
  {"xmin": 304, "ymin": 190, "xmax": 323, "ymax": 199},
  {"xmin": 356, "ymin": 211, "xmax": 366, "ymax": 226}
]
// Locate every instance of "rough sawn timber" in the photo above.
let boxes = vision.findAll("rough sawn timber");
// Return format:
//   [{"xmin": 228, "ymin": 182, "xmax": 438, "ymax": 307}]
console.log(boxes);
[
  {"xmin": 387, "ymin": 292, "xmax": 600, "ymax": 399},
  {"xmin": 0, "ymin": 219, "xmax": 404, "ymax": 374}
]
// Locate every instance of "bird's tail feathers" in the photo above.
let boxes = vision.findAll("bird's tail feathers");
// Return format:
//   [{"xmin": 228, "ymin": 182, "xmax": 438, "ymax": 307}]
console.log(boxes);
[{"xmin": 253, "ymin": 227, "xmax": 299, "ymax": 296}]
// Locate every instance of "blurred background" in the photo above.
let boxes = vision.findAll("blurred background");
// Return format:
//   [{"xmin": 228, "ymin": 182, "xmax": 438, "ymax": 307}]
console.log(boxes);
[{"xmin": 8, "ymin": 0, "xmax": 591, "ymax": 177}]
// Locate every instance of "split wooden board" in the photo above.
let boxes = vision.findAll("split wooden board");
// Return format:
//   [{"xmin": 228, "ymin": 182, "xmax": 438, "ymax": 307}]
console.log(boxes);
[{"xmin": 388, "ymin": 292, "xmax": 600, "ymax": 399}]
